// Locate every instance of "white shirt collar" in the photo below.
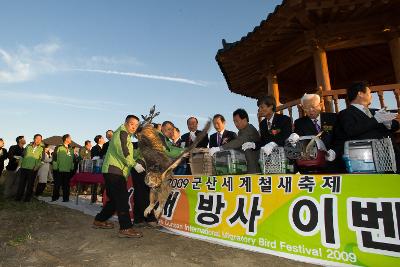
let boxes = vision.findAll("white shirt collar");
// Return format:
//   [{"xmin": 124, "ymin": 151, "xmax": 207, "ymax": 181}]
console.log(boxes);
[
  {"xmin": 352, "ymin": 103, "xmax": 367, "ymax": 114},
  {"xmin": 267, "ymin": 113, "xmax": 275, "ymax": 124},
  {"xmin": 310, "ymin": 114, "xmax": 321, "ymax": 125},
  {"xmin": 217, "ymin": 129, "xmax": 225, "ymax": 136}
]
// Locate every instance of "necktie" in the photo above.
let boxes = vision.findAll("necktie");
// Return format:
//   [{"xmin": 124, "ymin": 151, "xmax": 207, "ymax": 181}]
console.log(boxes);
[
  {"xmin": 267, "ymin": 121, "xmax": 272, "ymax": 130},
  {"xmin": 217, "ymin": 133, "xmax": 222, "ymax": 146},
  {"xmin": 363, "ymin": 107, "xmax": 373, "ymax": 118},
  {"xmin": 313, "ymin": 119, "xmax": 321, "ymax": 133}
]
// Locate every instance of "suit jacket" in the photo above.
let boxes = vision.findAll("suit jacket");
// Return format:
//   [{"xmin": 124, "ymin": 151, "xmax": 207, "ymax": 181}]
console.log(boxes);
[
  {"xmin": 294, "ymin": 112, "xmax": 337, "ymax": 150},
  {"xmin": 258, "ymin": 113, "xmax": 292, "ymax": 148},
  {"xmin": 221, "ymin": 124, "xmax": 261, "ymax": 173},
  {"xmin": 6, "ymin": 145, "xmax": 24, "ymax": 171},
  {"xmin": 333, "ymin": 105, "xmax": 400, "ymax": 157},
  {"xmin": 101, "ymin": 141, "xmax": 110, "ymax": 158},
  {"xmin": 209, "ymin": 130, "xmax": 237, "ymax": 148},
  {"xmin": 181, "ymin": 130, "xmax": 209, "ymax": 148},
  {"xmin": 0, "ymin": 148, "xmax": 8, "ymax": 172},
  {"xmin": 174, "ymin": 138, "xmax": 182, "ymax": 148},
  {"xmin": 91, "ymin": 144, "xmax": 103, "ymax": 159}
]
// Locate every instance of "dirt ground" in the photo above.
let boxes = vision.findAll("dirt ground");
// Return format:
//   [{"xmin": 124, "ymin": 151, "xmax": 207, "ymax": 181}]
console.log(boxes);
[{"xmin": 0, "ymin": 195, "xmax": 316, "ymax": 267}]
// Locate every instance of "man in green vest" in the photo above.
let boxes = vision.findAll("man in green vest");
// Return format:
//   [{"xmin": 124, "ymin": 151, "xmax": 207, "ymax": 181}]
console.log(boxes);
[
  {"xmin": 79, "ymin": 140, "xmax": 92, "ymax": 160},
  {"xmin": 159, "ymin": 121, "xmax": 185, "ymax": 159},
  {"xmin": 15, "ymin": 134, "xmax": 44, "ymax": 202},
  {"xmin": 52, "ymin": 134, "xmax": 75, "ymax": 202},
  {"xmin": 93, "ymin": 115, "xmax": 144, "ymax": 238},
  {"xmin": 159, "ymin": 121, "xmax": 187, "ymax": 175}
]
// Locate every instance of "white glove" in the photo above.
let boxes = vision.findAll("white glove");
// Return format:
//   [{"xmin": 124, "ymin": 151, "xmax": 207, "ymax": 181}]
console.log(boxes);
[
  {"xmin": 241, "ymin": 142, "xmax": 255, "ymax": 151},
  {"xmin": 374, "ymin": 110, "xmax": 397, "ymax": 124},
  {"xmin": 325, "ymin": 149, "xmax": 336, "ymax": 162},
  {"xmin": 134, "ymin": 163, "xmax": 145, "ymax": 173},
  {"xmin": 189, "ymin": 131, "xmax": 197, "ymax": 141},
  {"xmin": 209, "ymin": 147, "xmax": 220, "ymax": 156},
  {"xmin": 261, "ymin": 142, "xmax": 277, "ymax": 156},
  {"xmin": 288, "ymin": 133, "xmax": 300, "ymax": 146}
]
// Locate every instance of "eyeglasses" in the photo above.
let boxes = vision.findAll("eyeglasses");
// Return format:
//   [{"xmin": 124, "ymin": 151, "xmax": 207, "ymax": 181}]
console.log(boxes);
[{"xmin": 302, "ymin": 104, "xmax": 321, "ymax": 111}]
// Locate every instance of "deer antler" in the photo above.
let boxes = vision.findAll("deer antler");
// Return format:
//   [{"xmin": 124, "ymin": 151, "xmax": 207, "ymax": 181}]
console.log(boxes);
[{"xmin": 140, "ymin": 105, "xmax": 160, "ymax": 126}]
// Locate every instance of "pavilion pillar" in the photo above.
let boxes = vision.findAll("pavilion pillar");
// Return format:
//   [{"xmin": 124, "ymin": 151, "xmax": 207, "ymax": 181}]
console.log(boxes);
[
  {"xmin": 267, "ymin": 72, "xmax": 281, "ymax": 106},
  {"xmin": 313, "ymin": 46, "xmax": 333, "ymax": 112},
  {"xmin": 389, "ymin": 36, "xmax": 400, "ymax": 83}
]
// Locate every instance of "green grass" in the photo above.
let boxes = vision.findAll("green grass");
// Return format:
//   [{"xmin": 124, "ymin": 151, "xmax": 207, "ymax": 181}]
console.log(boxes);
[
  {"xmin": 0, "ymin": 184, "xmax": 48, "ymax": 211},
  {"xmin": 0, "ymin": 184, "xmax": 52, "ymax": 247},
  {"xmin": 7, "ymin": 231, "xmax": 32, "ymax": 247}
]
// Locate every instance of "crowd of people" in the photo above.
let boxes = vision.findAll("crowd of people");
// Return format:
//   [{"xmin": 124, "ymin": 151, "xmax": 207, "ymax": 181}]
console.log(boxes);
[{"xmin": 0, "ymin": 81, "xmax": 399, "ymax": 238}]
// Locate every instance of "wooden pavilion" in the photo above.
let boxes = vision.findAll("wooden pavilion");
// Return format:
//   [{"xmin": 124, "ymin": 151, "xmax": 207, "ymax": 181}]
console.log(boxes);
[{"xmin": 216, "ymin": 0, "xmax": 400, "ymax": 117}]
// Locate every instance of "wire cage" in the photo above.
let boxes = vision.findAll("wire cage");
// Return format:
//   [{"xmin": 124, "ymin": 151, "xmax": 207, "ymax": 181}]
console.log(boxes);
[
  {"xmin": 213, "ymin": 149, "xmax": 247, "ymax": 175},
  {"xmin": 259, "ymin": 147, "xmax": 287, "ymax": 174},
  {"xmin": 189, "ymin": 148, "xmax": 215, "ymax": 176},
  {"xmin": 343, "ymin": 137, "xmax": 397, "ymax": 173}
]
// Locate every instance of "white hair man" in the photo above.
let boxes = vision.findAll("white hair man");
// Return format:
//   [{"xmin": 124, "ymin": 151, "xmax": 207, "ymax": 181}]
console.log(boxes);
[{"xmin": 288, "ymin": 93, "xmax": 337, "ymax": 170}]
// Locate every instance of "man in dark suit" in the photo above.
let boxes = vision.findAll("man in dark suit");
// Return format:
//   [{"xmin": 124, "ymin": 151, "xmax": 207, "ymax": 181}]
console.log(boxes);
[
  {"xmin": 131, "ymin": 142, "xmax": 157, "ymax": 227},
  {"xmin": 243, "ymin": 96, "xmax": 292, "ymax": 156},
  {"xmin": 101, "ymin": 130, "xmax": 113, "ymax": 158},
  {"xmin": 209, "ymin": 114, "xmax": 237, "ymax": 148},
  {"xmin": 181, "ymin": 117, "xmax": 209, "ymax": 149},
  {"xmin": 172, "ymin": 127, "xmax": 182, "ymax": 147},
  {"xmin": 209, "ymin": 109, "xmax": 261, "ymax": 173},
  {"xmin": 181, "ymin": 117, "xmax": 209, "ymax": 174},
  {"xmin": 0, "ymin": 138, "xmax": 8, "ymax": 173},
  {"xmin": 334, "ymin": 81, "xmax": 400, "ymax": 172},
  {"xmin": 91, "ymin": 135, "xmax": 105, "ymax": 159},
  {"xmin": 6, "ymin": 136, "xmax": 26, "ymax": 172},
  {"xmin": 90, "ymin": 134, "xmax": 106, "ymax": 203},
  {"xmin": 290, "ymin": 93, "xmax": 337, "ymax": 172}
]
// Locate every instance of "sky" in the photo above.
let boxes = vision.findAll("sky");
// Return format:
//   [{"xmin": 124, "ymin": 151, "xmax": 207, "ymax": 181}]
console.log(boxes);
[
  {"xmin": 0, "ymin": 0, "xmax": 285, "ymax": 147},
  {"xmin": 0, "ymin": 0, "xmax": 395, "ymax": 148}
]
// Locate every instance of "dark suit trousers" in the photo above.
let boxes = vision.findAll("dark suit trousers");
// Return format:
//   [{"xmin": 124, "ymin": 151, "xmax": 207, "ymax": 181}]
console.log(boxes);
[
  {"xmin": 52, "ymin": 171, "xmax": 72, "ymax": 201},
  {"xmin": 15, "ymin": 168, "xmax": 36, "ymax": 202},
  {"xmin": 95, "ymin": 173, "xmax": 133, "ymax": 230},
  {"xmin": 131, "ymin": 170, "xmax": 156, "ymax": 223}
]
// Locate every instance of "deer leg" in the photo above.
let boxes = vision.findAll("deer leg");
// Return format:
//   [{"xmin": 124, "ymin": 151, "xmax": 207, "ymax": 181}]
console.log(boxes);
[
  {"xmin": 144, "ymin": 190, "xmax": 157, "ymax": 217},
  {"xmin": 154, "ymin": 198, "xmax": 166, "ymax": 219}
]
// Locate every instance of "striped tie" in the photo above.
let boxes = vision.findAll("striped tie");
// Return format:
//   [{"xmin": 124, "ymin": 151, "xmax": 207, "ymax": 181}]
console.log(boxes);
[{"xmin": 313, "ymin": 119, "xmax": 321, "ymax": 133}]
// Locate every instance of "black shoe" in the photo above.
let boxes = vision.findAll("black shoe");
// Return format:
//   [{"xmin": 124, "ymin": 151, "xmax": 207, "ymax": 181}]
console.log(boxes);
[{"xmin": 62, "ymin": 200, "xmax": 69, "ymax": 202}]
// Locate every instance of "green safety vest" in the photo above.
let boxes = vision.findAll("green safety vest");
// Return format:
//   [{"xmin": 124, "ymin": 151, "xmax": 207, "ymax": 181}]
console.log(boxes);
[
  {"xmin": 53, "ymin": 144, "xmax": 74, "ymax": 172},
  {"xmin": 102, "ymin": 124, "xmax": 136, "ymax": 178},
  {"xmin": 159, "ymin": 132, "xmax": 184, "ymax": 159},
  {"xmin": 79, "ymin": 147, "xmax": 91, "ymax": 160},
  {"xmin": 21, "ymin": 144, "xmax": 44, "ymax": 170}
]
